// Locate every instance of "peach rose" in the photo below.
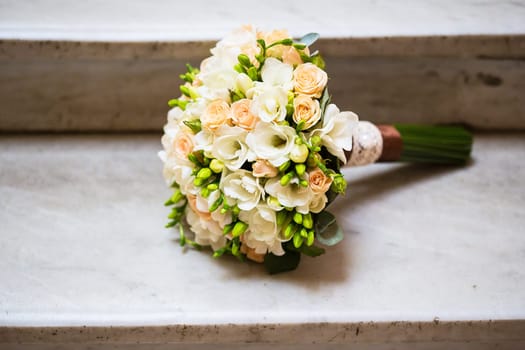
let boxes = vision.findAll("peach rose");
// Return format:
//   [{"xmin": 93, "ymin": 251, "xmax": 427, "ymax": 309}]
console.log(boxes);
[
  {"xmin": 231, "ymin": 99, "xmax": 259, "ymax": 130},
  {"xmin": 282, "ymin": 46, "xmax": 308, "ymax": 65},
  {"xmin": 201, "ymin": 100, "xmax": 231, "ymax": 132},
  {"xmin": 309, "ymin": 167, "xmax": 332, "ymax": 194},
  {"xmin": 293, "ymin": 63, "xmax": 328, "ymax": 98},
  {"xmin": 187, "ymin": 194, "xmax": 212, "ymax": 221},
  {"xmin": 172, "ymin": 131, "xmax": 194, "ymax": 160},
  {"xmin": 260, "ymin": 29, "xmax": 309, "ymax": 66},
  {"xmin": 293, "ymin": 94, "xmax": 321, "ymax": 129},
  {"xmin": 252, "ymin": 159, "xmax": 279, "ymax": 178}
]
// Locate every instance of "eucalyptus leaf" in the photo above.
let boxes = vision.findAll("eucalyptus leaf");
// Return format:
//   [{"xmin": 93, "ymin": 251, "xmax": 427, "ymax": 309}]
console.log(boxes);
[
  {"xmin": 264, "ymin": 251, "xmax": 301, "ymax": 274},
  {"xmin": 315, "ymin": 211, "xmax": 344, "ymax": 246},
  {"xmin": 298, "ymin": 245, "xmax": 326, "ymax": 257},
  {"xmin": 299, "ymin": 33, "xmax": 320, "ymax": 47},
  {"xmin": 319, "ymin": 88, "xmax": 331, "ymax": 116}
]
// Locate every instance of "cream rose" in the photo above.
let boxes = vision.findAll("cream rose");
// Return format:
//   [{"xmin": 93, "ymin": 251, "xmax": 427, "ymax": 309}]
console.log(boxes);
[
  {"xmin": 308, "ymin": 167, "xmax": 332, "ymax": 194},
  {"xmin": 252, "ymin": 159, "xmax": 279, "ymax": 178},
  {"xmin": 293, "ymin": 94, "xmax": 321, "ymax": 129},
  {"xmin": 231, "ymin": 99, "xmax": 259, "ymax": 130},
  {"xmin": 293, "ymin": 63, "xmax": 328, "ymax": 98},
  {"xmin": 261, "ymin": 30, "xmax": 308, "ymax": 66},
  {"xmin": 172, "ymin": 131, "xmax": 194, "ymax": 161},
  {"xmin": 201, "ymin": 100, "xmax": 232, "ymax": 132}
]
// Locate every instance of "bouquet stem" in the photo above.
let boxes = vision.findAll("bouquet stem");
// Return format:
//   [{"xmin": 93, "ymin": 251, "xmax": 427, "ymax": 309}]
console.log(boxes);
[{"xmin": 347, "ymin": 122, "xmax": 473, "ymax": 166}]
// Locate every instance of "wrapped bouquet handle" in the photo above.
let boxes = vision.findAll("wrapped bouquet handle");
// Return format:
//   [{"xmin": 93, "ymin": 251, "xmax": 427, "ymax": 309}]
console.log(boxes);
[
  {"xmin": 348, "ymin": 122, "xmax": 472, "ymax": 166},
  {"xmin": 159, "ymin": 26, "xmax": 472, "ymax": 274}
]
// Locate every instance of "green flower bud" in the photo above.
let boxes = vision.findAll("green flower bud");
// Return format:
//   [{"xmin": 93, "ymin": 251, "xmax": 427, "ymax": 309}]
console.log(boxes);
[
  {"xmin": 232, "ymin": 205, "xmax": 241, "ymax": 216},
  {"xmin": 307, "ymin": 152, "xmax": 321, "ymax": 168},
  {"xmin": 302, "ymin": 213, "xmax": 313, "ymax": 229},
  {"xmin": 208, "ymin": 194, "xmax": 224, "ymax": 212},
  {"xmin": 223, "ymin": 223, "xmax": 234, "ymax": 235},
  {"xmin": 231, "ymin": 241, "xmax": 240, "ymax": 256},
  {"xmin": 293, "ymin": 212, "xmax": 303, "ymax": 225},
  {"xmin": 207, "ymin": 183, "xmax": 219, "ymax": 191},
  {"xmin": 293, "ymin": 231, "xmax": 304, "ymax": 248},
  {"xmin": 300, "ymin": 227, "xmax": 308, "ymax": 238},
  {"xmin": 170, "ymin": 190, "xmax": 184, "ymax": 204},
  {"xmin": 279, "ymin": 160, "xmax": 291, "ymax": 173},
  {"xmin": 200, "ymin": 187, "xmax": 210, "ymax": 198},
  {"xmin": 196, "ymin": 167, "xmax": 212, "ymax": 180},
  {"xmin": 209, "ymin": 159, "xmax": 224, "ymax": 173},
  {"xmin": 310, "ymin": 135, "xmax": 322, "ymax": 148},
  {"xmin": 290, "ymin": 144, "xmax": 309, "ymax": 163},
  {"xmin": 295, "ymin": 163, "xmax": 306, "ymax": 177},
  {"xmin": 331, "ymin": 174, "xmax": 347, "ymax": 194},
  {"xmin": 183, "ymin": 119, "xmax": 202, "ymax": 134},
  {"xmin": 232, "ymin": 221, "xmax": 248, "ymax": 237},
  {"xmin": 306, "ymin": 230, "xmax": 315, "ymax": 246},
  {"xmin": 280, "ymin": 172, "xmax": 294, "ymax": 186},
  {"xmin": 284, "ymin": 222, "xmax": 298, "ymax": 239},
  {"xmin": 276, "ymin": 210, "xmax": 288, "ymax": 227},
  {"xmin": 180, "ymin": 85, "xmax": 198, "ymax": 99},
  {"xmin": 238, "ymin": 54, "xmax": 252, "ymax": 67},
  {"xmin": 193, "ymin": 177, "xmax": 205, "ymax": 187}
]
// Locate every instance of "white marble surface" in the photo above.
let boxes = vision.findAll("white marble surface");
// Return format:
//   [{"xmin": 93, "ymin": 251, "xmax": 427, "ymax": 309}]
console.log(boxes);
[
  {"xmin": 0, "ymin": 133, "xmax": 524, "ymax": 336},
  {"xmin": 1, "ymin": 0, "xmax": 525, "ymax": 41}
]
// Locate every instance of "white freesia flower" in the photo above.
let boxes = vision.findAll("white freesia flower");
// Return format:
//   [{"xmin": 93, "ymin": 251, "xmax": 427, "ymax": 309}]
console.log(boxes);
[
  {"xmin": 159, "ymin": 154, "xmax": 195, "ymax": 194},
  {"xmin": 193, "ymin": 128, "xmax": 215, "ymax": 158},
  {"xmin": 310, "ymin": 104, "xmax": 358, "ymax": 163},
  {"xmin": 210, "ymin": 190, "xmax": 232, "ymax": 228},
  {"xmin": 265, "ymin": 177, "xmax": 311, "ymax": 213},
  {"xmin": 186, "ymin": 209, "xmax": 226, "ymax": 251},
  {"xmin": 239, "ymin": 204, "xmax": 285, "ymax": 256},
  {"xmin": 235, "ymin": 73, "xmax": 254, "ymax": 95},
  {"xmin": 211, "ymin": 126, "xmax": 254, "ymax": 171},
  {"xmin": 167, "ymin": 106, "xmax": 184, "ymax": 123},
  {"xmin": 261, "ymin": 57, "xmax": 293, "ymax": 89},
  {"xmin": 248, "ymin": 83, "xmax": 289, "ymax": 123},
  {"xmin": 210, "ymin": 25, "xmax": 259, "ymax": 63},
  {"xmin": 220, "ymin": 170, "xmax": 263, "ymax": 211},
  {"xmin": 197, "ymin": 56, "xmax": 237, "ymax": 100},
  {"xmin": 246, "ymin": 122, "xmax": 296, "ymax": 166}
]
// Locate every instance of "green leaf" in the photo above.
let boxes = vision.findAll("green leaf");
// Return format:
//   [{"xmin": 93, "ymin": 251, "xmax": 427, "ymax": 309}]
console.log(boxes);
[
  {"xmin": 315, "ymin": 211, "xmax": 344, "ymax": 246},
  {"xmin": 299, "ymin": 33, "xmax": 320, "ymax": 47},
  {"xmin": 319, "ymin": 88, "xmax": 331, "ymax": 116},
  {"xmin": 264, "ymin": 251, "xmax": 301, "ymax": 274},
  {"xmin": 311, "ymin": 53, "xmax": 325, "ymax": 70},
  {"xmin": 299, "ymin": 244, "xmax": 325, "ymax": 257}
]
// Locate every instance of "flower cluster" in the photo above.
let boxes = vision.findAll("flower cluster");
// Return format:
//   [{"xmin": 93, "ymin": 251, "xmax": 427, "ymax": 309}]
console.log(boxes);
[{"xmin": 159, "ymin": 26, "xmax": 359, "ymax": 273}]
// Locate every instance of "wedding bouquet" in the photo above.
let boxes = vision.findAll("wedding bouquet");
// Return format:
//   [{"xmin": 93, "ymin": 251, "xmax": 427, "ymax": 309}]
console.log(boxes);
[{"xmin": 159, "ymin": 26, "xmax": 472, "ymax": 273}]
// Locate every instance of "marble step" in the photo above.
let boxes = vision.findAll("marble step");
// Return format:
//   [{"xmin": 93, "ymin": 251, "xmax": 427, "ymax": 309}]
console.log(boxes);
[{"xmin": 0, "ymin": 133, "xmax": 524, "ymax": 349}]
